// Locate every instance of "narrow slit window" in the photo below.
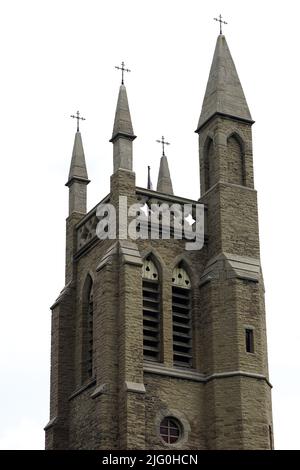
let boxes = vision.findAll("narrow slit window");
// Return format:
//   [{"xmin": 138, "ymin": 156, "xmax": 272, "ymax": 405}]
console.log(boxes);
[
  {"xmin": 245, "ymin": 328, "xmax": 254, "ymax": 353},
  {"xmin": 82, "ymin": 274, "xmax": 94, "ymax": 383},
  {"xmin": 87, "ymin": 289, "xmax": 94, "ymax": 377},
  {"xmin": 269, "ymin": 425, "xmax": 273, "ymax": 450}
]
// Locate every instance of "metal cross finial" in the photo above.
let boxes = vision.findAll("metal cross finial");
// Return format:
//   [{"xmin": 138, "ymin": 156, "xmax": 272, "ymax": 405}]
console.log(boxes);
[
  {"xmin": 70, "ymin": 110, "xmax": 86, "ymax": 132},
  {"xmin": 115, "ymin": 61, "xmax": 131, "ymax": 85},
  {"xmin": 156, "ymin": 136, "xmax": 170, "ymax": 157},
  {"xmin": 214, "ymin": 14, "xmax": 228, "ymax": 35}
]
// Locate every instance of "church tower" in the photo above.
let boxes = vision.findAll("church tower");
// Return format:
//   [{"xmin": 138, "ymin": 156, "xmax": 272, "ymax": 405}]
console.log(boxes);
[{"xmin": 45, "ymin": 35, "xmax": 273, "ymax": 450}]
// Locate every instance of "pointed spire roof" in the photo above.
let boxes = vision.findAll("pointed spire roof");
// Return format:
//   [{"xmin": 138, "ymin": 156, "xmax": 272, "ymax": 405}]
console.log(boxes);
[
  {"xmin": 156, "ymin": 155, "xmax": 173, "ymax": 195},
  {"xmin": 66, "ymin": 131, "xmax": 89, "ymax": 186},
  {"xmin": 110, "ymin": 84, "xmax": 136, "ymax": 142},
  {"xmin": 196, "ymin": 35, "xmax": 253, "ymax": 132}
]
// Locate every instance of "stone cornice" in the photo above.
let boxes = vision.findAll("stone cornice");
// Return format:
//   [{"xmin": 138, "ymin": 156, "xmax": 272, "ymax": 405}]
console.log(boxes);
[
  {"xmin": 50, "ymin": 281, "xmax": 74, "ymax": 310},
  {"xmin": 195, "ymin": 112, "xmax": 255, "ymax": 134},
  {"xmin": 109, "ymin": 132, "xmax": 137, "ymax": 143},
  {"xmin": 199, "ymin": 252, "xmax": 261, "ymax": 286},
  {"xmin": 65, "ymin": 176, "xmax": 90, "ymax": 187},
  {"xmin": 44, "ymin": 416, "xmax": 58, "ymax": 431},
  {"xmin": 143, "ymin": 363, "xmax": 272, "ymax": 388},
  {"xmin": 136, "ymin": 187, "xmax": 203, "ymax": 207}
]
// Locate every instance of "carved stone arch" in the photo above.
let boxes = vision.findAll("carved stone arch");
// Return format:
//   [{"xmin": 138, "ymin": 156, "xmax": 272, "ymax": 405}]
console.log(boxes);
[
  {"xmin": 141, "ymin": 248, "xmax": 166, "ymax": 282},
  {"xmin": 171, "ymin": 255, "xmax": 197, "ymax": 288},
  {"xmin": 203, "ymin": 133, "xmax": 214, "ymax": 151},
  {"xmin": 143, "ymin": 257, "xmax": 159, "ymax": 281},
  {"xmin": 227, "ymin": 131, "xmax": 245, "ymax": 153},
  {"xmin": 226, "ymin": 131, "xmax": 245, "ymax": 186},
  {"xmin": 82, "ymin": 273, "xmax": 93, "ymax": 301}
]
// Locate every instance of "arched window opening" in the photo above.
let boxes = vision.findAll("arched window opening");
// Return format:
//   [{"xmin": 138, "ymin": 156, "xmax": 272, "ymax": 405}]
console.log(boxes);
[
  {"xmin": 204, "ymin": 138, "xmax": 214, "ymax": 192},
  {"xmin": 227, "ymin": 135, "xmax": 245, "ymax": 186},
  {"xmin": 172, "ymin": 265, "xmax": 192, "ymax": 367},
  {"xmin": 142, "ymin": 257, "xmax": 161, "ymax": 361}
]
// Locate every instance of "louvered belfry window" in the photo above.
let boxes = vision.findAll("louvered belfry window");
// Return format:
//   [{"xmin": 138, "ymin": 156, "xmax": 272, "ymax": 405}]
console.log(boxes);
[
  {"xmin": 142, "ymin": 257, "xmax": 160, "ymax": 361},
  {"xmin": 172, "ymin": 265, "xmax": 192, "ymax": 367}
]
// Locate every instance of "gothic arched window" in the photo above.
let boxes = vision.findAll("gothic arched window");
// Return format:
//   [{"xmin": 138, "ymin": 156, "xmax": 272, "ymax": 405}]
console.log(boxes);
[
  {"xmin": 172, "ymin": 265, "xmax": 192, "ymax": 367},
  {"xmin": 142, "ymin": 256, "xmax": 161, "ymax": 361},
  {"xmin": 82, "ymin": 275, "xmax": 94, "ymax": 381},
  {"xmin": 227, "ymin": 134, "xmax": 245, "ymax": 186}
]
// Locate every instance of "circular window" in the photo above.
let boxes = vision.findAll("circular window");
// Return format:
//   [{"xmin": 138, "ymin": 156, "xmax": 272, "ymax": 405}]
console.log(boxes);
[{"xmin": 159, "ymin": 417, "xmax": 181, "ymax": 444}]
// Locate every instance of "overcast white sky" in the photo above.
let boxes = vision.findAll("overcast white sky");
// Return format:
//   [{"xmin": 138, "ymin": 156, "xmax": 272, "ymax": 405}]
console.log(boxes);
[{"xmin": 0, "ymin": 0, "xmax": 299, "ymax": 450}]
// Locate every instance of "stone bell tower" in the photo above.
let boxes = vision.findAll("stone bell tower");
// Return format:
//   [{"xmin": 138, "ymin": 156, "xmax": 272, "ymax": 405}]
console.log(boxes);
[
  {"xmin": 45, "ymin": 35, "xmax": 273, "ymax": 450},
  {"xmin": 195, "ymin": 33, "xmax": 273, "ymax": 449}
]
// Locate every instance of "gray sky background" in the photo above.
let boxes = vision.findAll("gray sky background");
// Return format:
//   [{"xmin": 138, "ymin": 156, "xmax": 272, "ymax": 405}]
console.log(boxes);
[{"xmin": 0, "ymin": 0, "xmax": 299, "ymax": 450}]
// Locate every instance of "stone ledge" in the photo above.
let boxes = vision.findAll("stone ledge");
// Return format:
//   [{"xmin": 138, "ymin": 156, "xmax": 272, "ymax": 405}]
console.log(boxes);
[
  {"xmin": 68, "ymin": 378, "xmax": 96, "ymax": 400},
  {"xmin": 196, "ymin": 112, "xmax": 255, "ymax": 134},
  {"xmin": 199, "ymin": 179, "xmax": 256, "ymax": 200},
  {"xmin": 206, "ymin": 370, "xmax": 272, "ymax": 388},
  {"xmin": 200, "ymin": 252, "xmax": 261, "ymax": 285},
  {"xmin": 124, "ymin": 381, "xmax": 146, "ymax": 394},
  {"xmin": 96, "ymin": 242, "xmax": 118, "ymax": 271},
  {"xmin": 119, "ymin": 240, "xmax": 143, "ymax": 267},
  {"xmin": 90, "ymin": 383, "xmax": 109, "ymax": 399},
  {"xmin": 143, "ymin": 363, "xmax": 272, "ymax": 387},
  {"xmin": 50, "ymin": 281, "xmax": 74, "ymax": 310},
  {"xmin": 65, "ymin": 175, "xmax": 90, "ymax": 187},
  {"xmin": 136, "ymin": 187, "xmax": 202, "ymax": 206},
  {"xmin": 44, "ymin": 416, "xmax": 58, "ymax": 431},
  {"xmin": 143, "ymin": 363, "xmax": 204, "ymax": 382}
]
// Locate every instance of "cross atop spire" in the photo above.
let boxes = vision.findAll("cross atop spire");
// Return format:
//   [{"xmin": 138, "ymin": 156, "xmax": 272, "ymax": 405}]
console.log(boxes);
[
  {"xmin": 214, "ymin": 14, "xmax": 228, "ymax": 35},
  {"xmin": 115, "ymin": 61, "xmax": 131, "ymax": 85},
  {"xmin": 156, "ymin": 136, "xmax": 170, "ymax": 157},
  {"xmin": 70, "ymin": 110, "xmax": 86, "ymax": 132}
]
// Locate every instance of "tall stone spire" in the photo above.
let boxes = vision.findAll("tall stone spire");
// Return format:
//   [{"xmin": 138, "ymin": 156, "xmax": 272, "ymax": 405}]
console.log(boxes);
[
  {"xmin": 110, "ymin": 84, "xmax": 136, "ymax": 173},
  {"xmin": 66, "ymin": 131, "xmax": 90, "ymax": 215},
  {"xmin": 196, "ymin": 35, "xmax": 253, "ymax": 132},
  {"xmin": 67, "ymin": 131, "xmax": 89, "ymax": 182},
  {"xmin": 156, "ymin": 155, "xmax": 173, "ymax": 194}
]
